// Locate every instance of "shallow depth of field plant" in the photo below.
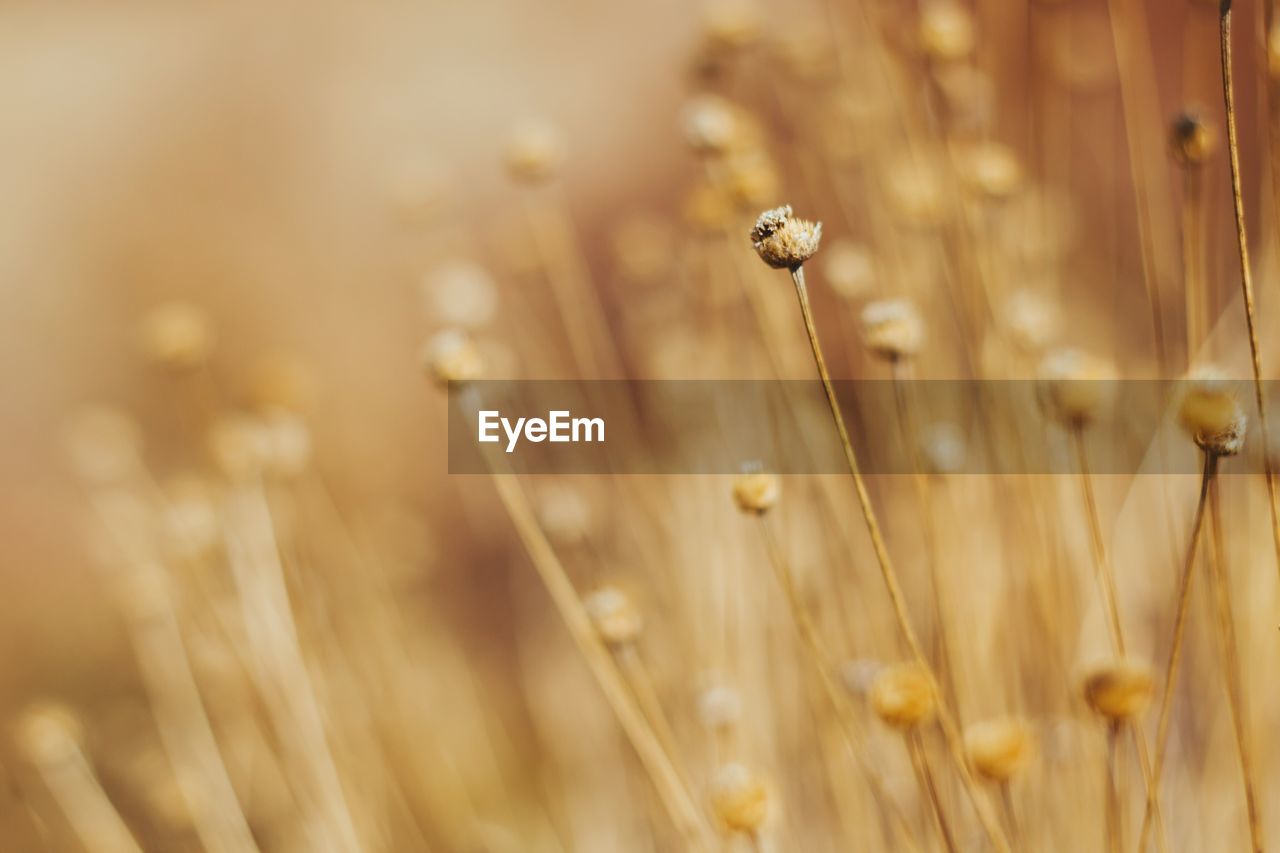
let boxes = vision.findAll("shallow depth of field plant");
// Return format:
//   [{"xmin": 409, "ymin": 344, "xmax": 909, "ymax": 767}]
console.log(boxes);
[{"xmin": 5, "ymin": 0, "xmax": 1280, "ymax": 850}]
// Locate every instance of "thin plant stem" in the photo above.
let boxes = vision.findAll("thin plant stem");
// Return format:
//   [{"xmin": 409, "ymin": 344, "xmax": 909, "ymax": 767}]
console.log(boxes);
[
  {"xmin": 1182, "ymin": 164, "xmax": 1207, "ymax": 362},
  {"xmin": 1220, "ymin": 0, "xmax": 1280, "ymax": 584},
  {"xmin": 1207, "ymin": 479, "xmax": 1265, "ymax": 852},
  {"xmin": 906, "ymin": 729, "xmax": 958, "ymax": 853},
  {"xmin": 615, "ymin": 644, "xmax": 683, "ymax": 765},
  {"xmin": 1070, "ymin": 427, "xmax": 1169, "ymax": 852},
  {"xmin": 1138, "ymin": 451, "xmax": 1218, "ymax": 851},
  {"xmin": 31, "ymin": 745, "xmax": 142, "ymax": 853},
  {"xmin": 1105, "ymin": 723, "xmax": 1122, "ymax": 853},
  {"xmin": 787, "ymin": 266, "xmax": 1011, "ymax": 853},
  {"xmin": 890, "ymin": 360, "xmax": 961, "ymax": 719},
  {"xmin": 481, "ymin": 457, "xmax": 713, "ymax": 851},
  {"xmin": 756, "ymin": 518, "xmax": 921, "ymax": 853}
]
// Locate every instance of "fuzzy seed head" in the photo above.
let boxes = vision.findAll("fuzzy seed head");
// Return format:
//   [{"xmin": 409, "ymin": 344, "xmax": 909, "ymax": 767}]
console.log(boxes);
[
  {"xmin": 964, "ymin": 717, "xmax": 1034, "ymax": 782},
  {"xmin": 958, "ymin": 142, "xmax": 1023, "ymax": 199},
  {"xmin": 422, "ymin": 330, "xmax": 484, "ymax": 386},
  {"xmin": 584, "ymin": 586, "xmax": 643, "ymax": 645},
  {"xmin": 1179, "ymin": 373, "xmax": 1247, "ymax": 457},
  {"xmin": 504, "ymin": 120, "xmax": 563, "ymax": 184},
  {"xmin": 1169, "ymin": 110, "xmax": 1216, "ymax": 166},
  {"xmin": 839, "ymin": 659, "xmax": 883, "ymax": 698},
  {"xmin": 749, "ymin": 205, "xmax": 822, "ymax": 269},
  {"xmin": 421, "ymin": 260, "xmax": 499, "ymax": 330},
  {"xmin": 920, "ymin": 422, "xmax": 967, "ymax": 474},
  {"xmin": 870, "ymin": 662, "xmax": 937, "ymax": 729},
  {"xmin": 140, "ymin": 302, "xmax": 214, "ymax": 372},
  {"xmin": 732, "ymin": 471, "xmax": 779, "ymax": 514},
  {"xmin": 537, "ymin": 483, "xmax": 594, "ymax": 547},
  {"xmin": 698, "ymin": 685, "xmax": 743, "ymax": 731},
  {"xmin": 1039, "ymin": 349, "xmax": 1116, "ymax": 426},
  {"xmin": 861, "ymin": 299, "xmax": 924, "ymax": 361},
  {"xmin": 710, "ymin": 763, "xmax": 770, "ymax": 833},
  {"xmin": 920, "ymin": 2, "xmax": 975, "ymax": 62},
  {"xmin": 1081, "ymin": 660, "xmax": 1154, "ymax": 722},
  {"xmin": 821, "ymin": 240, "xmax": 875, "ymax": 300},
  {"xmin": 16, "ymin": 703, "xmax": 83, "ymax": 767},
  {"xmin": 682, "ymin": 95, "xmax": 738, "ymax": 156}
]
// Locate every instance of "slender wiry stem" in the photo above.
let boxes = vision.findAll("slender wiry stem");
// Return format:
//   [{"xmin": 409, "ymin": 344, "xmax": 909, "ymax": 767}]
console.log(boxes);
[
  {"xmin": 484, "ymin": 464, "xmax": 713, "ymax": 851},
  {"xmin": 30, "ymin": 745, "xmax": 142, "ymax": 853},
  {"xmin": 787, "ymin": 266, "xmax": 1011, "ymax": 853},
  {"xmin": 756, "ymin": 518, "xmax": 921, "ymax": 852},
  {"xmin": 1138, "ymin": 452, "xmax": 1218, "ymax": 850},
  {"xmin": 1220, "ymin": 0, "xmax": 1280, "ymax": 583},
  {"xmin": 1207, "ymin": 480, "xmax": 1265, "ymax": 852},
  {"xmin": 1070, "ymin": 428, "xmax": 1169, "ymax": 851},
  {"xmin": 1105, "ymin": 723, "xmax": 1122, "ymax": 853},
  {"xmin": 906, "ymin": 729, "xmax": 958, "ymax": 853},
  {"xmin": 1182, "ymin": 164, "xmax": 1208, "ymax": 362},
  {"xmin": 615, "ymin": 644, "xmax": 683, "ymax": 764},
  {"xmin": 1106, "ymin": 0, "xmax": 1169, "ymax": 370},
  {"xmin": 890, "ymin": 360, "xmax": 961, "ymax": 719}
]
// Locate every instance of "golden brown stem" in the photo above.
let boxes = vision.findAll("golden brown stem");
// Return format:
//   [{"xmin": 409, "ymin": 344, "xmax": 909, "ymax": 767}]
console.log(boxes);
[
  {"xmin": 1070, "ymin": 428, "xmax": 1168, "ymax": 852},
  {"xmin": 1182, "ymin": 164, "xmax": 1207, "ymax": 362},
  {"xmin": 907, "ymin": 729, "xmax": 958, "ymax": 853},
  {"xmin": 1138, "ymin": 452, "xmax": 1218, "ymax": 851},
  {"xmin": 1220, "ymin": 2, "xmax": 1280, "ymax": 584},
  {"xmin": 787, "ymin": 266, "xmax": 1010, "ymax": 853},
  {"xmin": 1207, "ymin": 480, "xmax": 1265, "ymax": 853},
  {"xmin": 486, "ymin": 466, "xmax": 713, "ymax": 851},
  {"xmin": 1105, "ymin": 723, "xmax": 1122, "ymax": 853},
  {"xmin": 31, "ymin": 747, "xmax": 142, "ymax": 853},
  {"xmin": 756, "ymin": 518, "xmax": 920, "ymax": 852}
]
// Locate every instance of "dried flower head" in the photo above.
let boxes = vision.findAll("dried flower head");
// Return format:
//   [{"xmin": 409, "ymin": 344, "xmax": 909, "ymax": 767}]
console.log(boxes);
[
  {"xmin": 16, "ymin": 703, "xmax": 83, "ymax": 768},
  {"xmin": 920, "ymin": 422, "xmax": 967, "ymax": 474},
  {"xmin": 821, "ymin": 240, "xmax": 875, "ymax": 300},
  {"xmin": 964, "ymin": 717, "xmax": 1034, "ymax": 782},
  {"xmin": 870, "ymin": 662, "xmax": 937, "ymax": 729},
  {"xmin": 920, "ymin": 2, "xmax": 975, "ymax": 62},
  {"xmin": 723, "ymin": 152, "xmax": 781, "ymax": 210},
  {"xmin": 702, "ymin": 1, "xmax": 762, "ymax": 52},
  {"xmin": 732, "ymin": 471, "xmax": 779, "ymax": 514},
  {"xmin": 1179, "ymin": 372, "xmax": 1247, "ymax": 457},
  {"xmin": 1039, "ymin": 348, "xmax": 1116, "ymax": 427},
  {"xmin": 1081, "ymin": 660, "xmax": 1154, "ymax": 722},
  {"xmin": 258, "ymin": 409, "xmax": 313, "ymax": 478},
  {"xmin": 422, "ymin": 329, "xmax": 484, "ymax": 386},
  {"xmin": 162, "ymin": 475, "xmax": 221, "ymax": 560},
  {"xmin": 1169, "ymin": 110, "xmax": 1216, "ymax": 166},
  {"xmin": 421, "ymin": 260, "xmax": 499, "ymax": 330},
  {"xmin": 584, "ymin": 586, "xmax": 643, "ymax": 646},
  {"xmin": 139, "ymin": 302, "xmax": 214, "ymax": 372},
  {"xmin": 749, "ymin": 205, "xmax": 822, "ymax": 269},
  {"xmin": 698, "ymin": 684, "xmax": 744, "ymax": 731},
  {"xmin": 839, "ymin": 659, "xmax": 883, "ymax": 698},
  {"xmin": 710, "ymin": 763, "xmax": 770, "ymax": 833},
  {"xmin": 504, "ymin": 120, "xmax": 563, "ymax": 184},
  {"xmin": 861, "ymin": 299, "xmax": 924, "ymax": 361},
  {"xmin": 682, "ymin": 95, "xmax": 738, "ymax": 156},
  {"xmin": 537, "ymin": 482, "xmax": 594, "ymax": 547},
  {"xmin": 885, "ymin": 159, "xmax": 946, "ymax": 226},
  {"xmin": 1004, "ymin": 289, "xmax": 1060, "ymax": 352},
  {"xmin": 958, "ymin": 142, "xmax": 1023, "ymax": 199},
  {"xmin": 247, "ymin": 352, "xmax": 315, "ymax": 413},
  {"xmin": 208, "ymin": 414, "xmax": 272, "ymax": 482}
]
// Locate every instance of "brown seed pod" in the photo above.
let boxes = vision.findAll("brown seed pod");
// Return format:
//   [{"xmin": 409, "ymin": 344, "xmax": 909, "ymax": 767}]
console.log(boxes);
[
  {"xmin": 732, "ymin": 471, "xmax": 779, "ymax": 514},
  {"xmin": 139, "ymin": 302, "xmax": 214, "ymax": 372},
  {"xmin": 1179, "ymin": 373, "xmax": 1247, "ymax": 457},
  {"xmin": 870, "ymin": 662, "xmax": 937, "ymax": 729},
  {"xmin": 1081, "ymin": 660, "xmax": 1155, "ymax": 723},
  {"xmin": 710, "ymin": 763, "xmax": 770, "ymax": 833},
  {"xmin": 920, "ymin": 1, "xmax": 975, "ymax": 62},
  {"xmin": 583, "ymin": 586, "xmax": 643, "ymax": 646},
  {"xmin": 421, "ymin": 330, "xmax": 484, "ymax": 386},
  {"xmin": 964, "ymin": 717, "xmax": 1035, "ymax": 782},
  {"xmin": 1038, "ymin": 348, "xmax": 1116, "ymax": 427},
  {"xmin": 504, "ymin": 120, "xmax": 563, "ymax": 184},
  {"xmin": 749, "ymin": 205, "xmax": 822, "ymax": 270},
  {"xmin": 1169, "ymin": 109, "xmax": 1216, "ymax": 166},
  {"xmin": 861, "ymin": 299, "xmax": 924, "ymax": 361}
]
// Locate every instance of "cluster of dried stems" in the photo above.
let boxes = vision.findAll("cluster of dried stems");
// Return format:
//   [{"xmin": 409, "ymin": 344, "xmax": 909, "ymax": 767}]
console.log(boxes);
[{"xmin": 17, "ymin": 0, "xmax": 1280, "ymax": 851}]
